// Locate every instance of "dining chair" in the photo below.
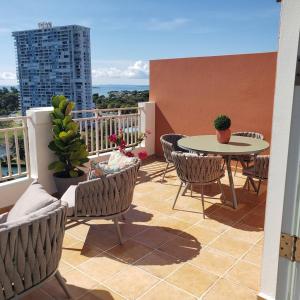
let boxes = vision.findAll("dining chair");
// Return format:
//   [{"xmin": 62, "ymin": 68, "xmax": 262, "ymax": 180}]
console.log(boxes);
[
  {"xmin": 232, "ymin": 131, "xmax": 264, "ymax": 175},
  {"xmin": 171, "ymin": 151, "xmax": 225, "ymax": 218},
  {"xmin": 62, "ymin": 159, "xmax": 140, "ymax": 244},
  {"xmin": 160, "ymin": 133, "xmax": 187, "ymax": 183},
  {"xmin": 242, "ymin": 155, "xmax": 269, "ymax": 195}
]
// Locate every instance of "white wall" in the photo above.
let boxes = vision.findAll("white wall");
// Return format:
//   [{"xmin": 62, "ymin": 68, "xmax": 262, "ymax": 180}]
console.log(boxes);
[
  {"xmin": 0, "ymin": 177, "xmax": 33, "ymax": 208},
  {"xmin": 259, "ymin": 1, "xmax": 300, "ymax": 299}
]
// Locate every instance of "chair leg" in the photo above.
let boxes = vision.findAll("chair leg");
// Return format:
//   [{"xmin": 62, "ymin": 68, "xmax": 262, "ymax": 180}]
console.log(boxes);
[
  {"xmin": 190, "ymin": 183, "xmax": 193, "ymax": 197},
  {"xmin": 257, "ymin": 179, "xmax": 262, "ymax": 196},
  {"xmin": 217, "ymin": 178, "xmax": 226, "ymax": 202},
  {"xmin": 55, "ymin": 271, "xmax": 72, "ymax": 299},
  {"xmin": 114, "ymin": 217, "xmax": 123, "ymax": 244},
  {"xmin": 161, "ymin": 162, "xmax": 170, "ymax": 183},
  {"xmin": 201, "ymin": 185, "xmax": 205, "ymax": 219},
  {"xmin": 182, "ymin": 183, "xmax": 189, "ymax": 196},
  {"xmin": 173, "ymin": 182, "xmax": 183, "ymax": 209},
  {"xmin": 234, "ymin": 160, "xmax": 238, "ymax": 176}
]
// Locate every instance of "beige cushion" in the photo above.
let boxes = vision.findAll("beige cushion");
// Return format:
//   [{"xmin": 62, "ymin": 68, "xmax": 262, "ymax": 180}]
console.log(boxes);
[
  {"xmin": 61, "ymin": 185, "xmax": 77, "ymax": 216},
  {"xmin": 6, "ymin": 181, "xmax": 58, "ymax": 223}
]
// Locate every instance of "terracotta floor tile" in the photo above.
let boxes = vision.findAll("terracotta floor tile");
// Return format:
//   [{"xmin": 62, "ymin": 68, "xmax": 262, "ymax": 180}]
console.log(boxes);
[
  {"xmin": 203, "ymin": 278, "xmax": 257, "ymax": 300},
  {"xmin": 153, "ymin": 215, "xmax": 191, "ymax": 234},
  {"xmin": 83, "ymin": 229, "xmax": 121, "ymax": 251},
  {"xmin": 196, "ymin": 217, "xmax": 230, "ymax": 234},
  {"xmin": 66, "ymin": 222, "xmax": 91, "ymax": 240},
  {"xmin": 189, "ymin": 247, "xmax": 236, "ymax": 276},
  {"xmin": 166, "ymin": 264, "xmax": 218, "ymax": 297},
  {"xmin": 210, "ymin": 236, "xmax": 252, "ymax": 258},
  {"xmin": 222, "ymin": 223, "xmax": 263, "ymax": 244},
  {"xmin": 42, "ymin": 269, "xmax": 98, "ymax": 299},
  {"xmin": 79, "ymin": 284, "xmax": 125, "ymax": 300},
  {"xmin": 240, "ymin": 213, "xmax": 265, "ymax": 229},
  {"xmin": 62, "ymin": 241, "xmax": 102, "ymax": 267},
  {"xmin": 179, "ymin": 224, "xmax": 220, "ymax": 245},
  {"xmin": 58, "ymin": 260, "xmax": 74, "ymax": 276},
  {"xmin": 256, "ymin": 237, "xmax": 264, "ymax": 246},
  {"xmin": 123, "ymin": 205, "xmax": 159, "ymax": 224},
  {"xmin": 172, "ymin": 208, "xmax": 206, "ymax": 225},
  {"xmin": 107, "ymin": 239, "xmax": 153, "ymax": 263},
  {"xmin": 158, "ymin": 236, "xmax": 202, "ymax": 262},
  {"xmin": 133, "ymin": 227, "xmax": 177, "ymax": 248},
  {"xmin": 77, "ymin": 253, "xmax": 127, "ymax": 283},
  {"xmin": 242, "ymin": 245, "xmax": 263, "ymax": 266},
  {"xmin": 136, "ymin": 250, "xmax": 182, "ymax": 278},
  {"xmin": 225, "ymin": 260, "xmax": 261, "ymax": 291},
  {"xmin": 140, "ymin": 281, "xmax": 196, "ymax": 300},
  {"xmin": 207, "ymin": 204, "xmax": 250, "ymax": 224},
  {"xmin": 104, "ymin": 266, "xmax": 159, "ymax": 299},
  {"xmin": 63, "ymin": 233, "xmax": 82, "ymax": 247}
]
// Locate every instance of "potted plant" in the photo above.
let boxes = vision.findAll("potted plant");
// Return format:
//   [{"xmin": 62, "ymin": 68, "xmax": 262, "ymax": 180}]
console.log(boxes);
[
  {"xmin": 214, "ymin": 115, "xmax": 231, "ymax": 144},
  {"xmin": 48, "ymin": 95, "xmax": 89, "ymax": 196}
]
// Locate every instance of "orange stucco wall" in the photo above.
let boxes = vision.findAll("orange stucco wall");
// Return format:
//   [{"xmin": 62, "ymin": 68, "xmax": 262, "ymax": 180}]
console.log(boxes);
[{"xmin": 150, "ymin": 52, "xmax": 277, "ymax": 156}]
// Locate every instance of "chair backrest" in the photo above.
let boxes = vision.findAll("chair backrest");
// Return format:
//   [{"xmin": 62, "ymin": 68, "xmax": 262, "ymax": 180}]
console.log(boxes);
[
  {"xmin": 0, "ymin": 203, "xmax": 67, "ymax": 300},
  {"xmin": 160, "ymin": 134, "xmax": 186, "ymax": 162},
  {"xmin": 254, "ymin": 155, "xmax": 270, "ymax": 179},
  {"xmin": 232, "ymin": 131, "xmax": 264, "ymax": 140},
  {"xmin": 74, "ymin": 160, "xmax": 141, "ymax": 217},
  {"xmin": 171, "ymin": 151, "xmax": 223, "ymax": 184}
]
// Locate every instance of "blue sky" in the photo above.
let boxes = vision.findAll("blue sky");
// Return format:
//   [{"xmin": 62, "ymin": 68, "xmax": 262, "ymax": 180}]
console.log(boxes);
[{"xmin": 0, "ymin": 0, "xmax": 280, "ymax": 85}]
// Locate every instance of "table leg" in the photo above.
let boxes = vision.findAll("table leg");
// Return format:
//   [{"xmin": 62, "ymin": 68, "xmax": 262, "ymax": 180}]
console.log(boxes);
[
  {"xmin": 225, "ymin": 156, "xmax": 238, "ymax": 209},
  {"xmin": 238, "ymin": 158, "xmax": 258, "ymax": 193}
]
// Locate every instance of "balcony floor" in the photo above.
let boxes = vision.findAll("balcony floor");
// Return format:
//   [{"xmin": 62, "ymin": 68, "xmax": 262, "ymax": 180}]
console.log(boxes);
[{"xmin": 23, "ymin": 157, "xmax": 265, "ymax": 300}]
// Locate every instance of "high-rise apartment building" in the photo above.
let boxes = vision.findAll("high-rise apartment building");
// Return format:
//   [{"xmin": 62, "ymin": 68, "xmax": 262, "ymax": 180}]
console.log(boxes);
[{"xmin": 12, "ymin": 22, "xmax": 94, "ymax": 114}]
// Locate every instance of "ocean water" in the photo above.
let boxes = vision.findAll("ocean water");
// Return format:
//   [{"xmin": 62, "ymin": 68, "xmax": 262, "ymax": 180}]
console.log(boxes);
[
  {"xmin": 1, "ymin": 84, "xmax": 149, "ymax": 97},
  {"xmin": 92, "ymin": 84, "xmax": 149, "ymax": 96}
]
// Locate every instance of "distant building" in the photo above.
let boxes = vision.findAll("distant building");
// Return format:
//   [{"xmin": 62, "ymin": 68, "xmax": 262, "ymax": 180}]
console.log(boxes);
[{"xmin": 12, "ymin": 22, "xmax": 94, "ymax": 115}]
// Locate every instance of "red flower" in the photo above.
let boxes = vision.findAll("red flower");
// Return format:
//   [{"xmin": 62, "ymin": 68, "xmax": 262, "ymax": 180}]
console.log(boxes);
[
  {"xmin": 125, "ymin": 151, "xmax": 134, "ymax": 157},
  {"xmin": 137, "ymin": 150, "xmax": 148, "ymax": 160},
  {"xmin": 108, "ymin": 134, "xmax": 117, "ymax": 143}
]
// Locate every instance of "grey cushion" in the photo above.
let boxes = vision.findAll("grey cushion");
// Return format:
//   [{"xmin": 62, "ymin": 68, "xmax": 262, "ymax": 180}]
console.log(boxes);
[
  {"xmin": 61, "ymin": 185, "xmax": 76, "ymax": 216},
  {"xmin": 6, "ymin": 181, "xmax": 58, "ymax": 223}
]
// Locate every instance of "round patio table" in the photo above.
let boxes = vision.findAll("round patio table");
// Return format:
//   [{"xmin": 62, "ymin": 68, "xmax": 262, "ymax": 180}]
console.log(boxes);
[{"xmin": 178, "ymin": 135, "xmax": 269, "ymax": 209}]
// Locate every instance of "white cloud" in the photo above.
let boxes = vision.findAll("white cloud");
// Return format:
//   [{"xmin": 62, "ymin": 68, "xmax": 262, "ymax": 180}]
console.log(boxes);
[
  {"xmin": 92, "ymin": 60, "xmax": 149, "ymax": 81},
  {"xmin": 146, "ymin": 18, "xmax": 189, "ymax": 31},
  {"xmin": 0, "ymin": 72, "xmax": 16, "ymax": 81}
]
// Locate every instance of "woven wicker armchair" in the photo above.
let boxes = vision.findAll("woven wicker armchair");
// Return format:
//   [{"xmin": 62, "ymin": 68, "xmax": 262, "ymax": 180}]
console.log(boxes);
[
  {"xmin": 171, "ymin": 151, "xmax": 225, "ymax": 218},
  {"xmin": 62, "ymin": 160, "xmax": 140, "ymax": 244},
  {"xmin": 232, "ymin": 131, "xmax": 264, "ymax": 175},
  {"xmin": 243, "ymin": 155, "xmax": 269, "ymax": 195},
  {"xmin": 160, "ymin": 134, "xmax": 187, "ymax": 182},
  {"xmin": 0, "ymin": 203, "xmax": 70, "ymax": 299}
]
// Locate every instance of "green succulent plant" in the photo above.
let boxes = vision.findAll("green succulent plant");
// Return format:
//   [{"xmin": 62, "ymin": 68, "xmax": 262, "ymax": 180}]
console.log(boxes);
[
  {"xmin": 48, "ymin": 95, "xmax": 89, "ymax": 178},
  {"xmin": 214, "ymin": 115, "xmax": 231, "ymax": 131}
]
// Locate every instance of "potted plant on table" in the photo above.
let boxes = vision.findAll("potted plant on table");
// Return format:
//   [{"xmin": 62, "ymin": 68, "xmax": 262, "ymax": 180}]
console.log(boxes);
[
  {"xmin": 214, "ymin": 114, "xmax": 231, "ymax": 144},
  {"xmin": 48, "ymin": 95, "xmax": 89, "ymax": 196}
]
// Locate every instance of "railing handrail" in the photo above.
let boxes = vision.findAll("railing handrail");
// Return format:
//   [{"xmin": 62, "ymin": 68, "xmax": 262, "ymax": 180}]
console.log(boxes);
[
  {"xmin": 0, "ymin": 116, "xmax": 30, "ymax": 182},
  {"xmin": 73, "ymin": 112, "xmax": 140, "ymax": 122},
  {"xmin": 0, "ymin": 116, "xmax": 29, "ymax": 122},
  {"xmin": 73, "ymin": 108, "xmax": 142, "ymax": 156},
  {"xmin": 72, "ymin": 107, "xmax": 141, "ymax": 114}
]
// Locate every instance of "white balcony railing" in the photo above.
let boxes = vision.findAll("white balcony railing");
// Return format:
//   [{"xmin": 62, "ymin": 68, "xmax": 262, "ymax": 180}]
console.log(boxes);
[
  {"xmin": 0, "ymin": 116, "xmax": 30, "ymax": 182},
  {"xmin": 73, "ymin": 107, "xmax": 142, "ymax": 156}
]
